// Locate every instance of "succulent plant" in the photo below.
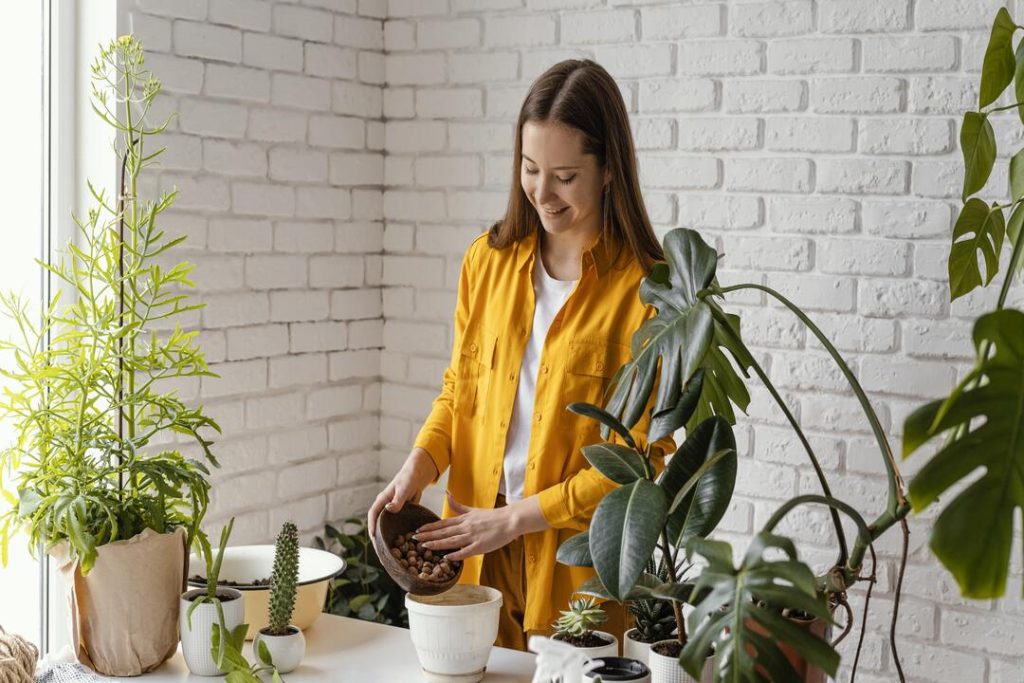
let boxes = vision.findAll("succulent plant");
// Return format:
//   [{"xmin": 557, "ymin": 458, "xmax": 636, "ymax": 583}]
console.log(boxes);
[
  {"xmin": 266, "ymin": 521, "xmax": 299, "ymax": 635},
  {"xmin": 553, "ymin": 596, "xmax": 607, "ymax": 640},
  {"xmin": 629, "ymin": 557, "xmax": 680, "ymax": 643}
]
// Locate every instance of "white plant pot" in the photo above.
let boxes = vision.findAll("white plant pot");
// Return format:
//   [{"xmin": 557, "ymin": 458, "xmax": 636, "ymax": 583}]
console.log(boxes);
[
  {"xmin": 406, "ymin": 584, "xmax": 502, "ymax": 683},
  {"xmin": 180, "ymin": 588, "xmax": 245, "ymax": 676},
  {"xmin": 254, "ymin": 625, "xmax": 306, "ymax": 673},
  {"xmin": 558, "ymin": 630, "xmax": 618, "ymax": 660},
  {"xmin": 648, "ymin": 640, "xmax": 712, "ymax": 683},
  {"xmin": 622, "ymin": 629, "xmax": 654, "ymax": 665}
]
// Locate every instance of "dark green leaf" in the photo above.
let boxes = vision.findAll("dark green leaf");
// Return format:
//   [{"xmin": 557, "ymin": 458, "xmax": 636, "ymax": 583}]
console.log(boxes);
[
  {"xmin": 949, "ymin": 198, "xmax": 1005, "ymax": 300},
  {"xmin": 582, "ymin": 442, "xmax": 646, "ymax": 484},
  {"xmin": 567, "ymin": 402, "xmax": 636, "ymax": 447},
  {"xmin": 961, "ymin": 112, "xmax": 997, "ymax": 201},
  {"xmin": 659, "ymin": 417, "xmax": 737, "ymax": 546},
  {"xmin": 903, "ymin": 309, "xmax": 1024, "ymax": 598},
  {"xmin": 589, "ymin": 480, "xmax": 668, "ymax": 601},
  {"xmin": 980, "ymin": 7, "xmax": 1017, "ymax": 107},
  {"xmin": 1015, "ymin": 39, "xmax": 1024, "ymax": 124},
  {"xmin": 647, "ymin": 369, "xmax": 703, "ymax": 444},
  {"xmin": 556, "ymin": 531, "xmax": 593, "ymax": 567},
  {"xmin": 1010, "ymin": 149, "xmax": 1024, "ymax": 201}
]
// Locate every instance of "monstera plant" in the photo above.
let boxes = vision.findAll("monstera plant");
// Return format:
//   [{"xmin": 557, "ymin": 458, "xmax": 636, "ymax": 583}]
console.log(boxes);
[{"xmin": 559, "ymin": 9, "xmax": 1024, "ymax": 682}]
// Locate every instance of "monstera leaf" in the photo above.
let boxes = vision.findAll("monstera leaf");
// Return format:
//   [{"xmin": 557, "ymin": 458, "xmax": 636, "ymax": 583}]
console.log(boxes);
[
  {"xmin": 658, "ymin": 416, "xmax": 737, "ymax": 547},
  {"xmin": 949, "ymin": 198, "xmax": 1006, "ymax": 301},
  {"xmin": 681, "ymin": 534, "xmax": 839, "ymax": 683},
  {"xmin": 903, "ymin": 308, "xmax": 1024, "ymax": 598},
  {"xmin": 603, "ymin": 229, "xmax": 752, "ymax": 442}
]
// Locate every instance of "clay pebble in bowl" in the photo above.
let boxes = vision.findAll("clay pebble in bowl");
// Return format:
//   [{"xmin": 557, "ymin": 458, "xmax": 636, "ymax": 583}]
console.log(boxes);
[{"xmin": 373, "ymin": 502, "xmax": 463, "ymax": 596}]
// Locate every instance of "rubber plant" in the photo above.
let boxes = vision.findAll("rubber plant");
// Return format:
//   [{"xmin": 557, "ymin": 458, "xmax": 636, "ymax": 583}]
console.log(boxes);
[
  {"xmin": 0, "ymin": 34, "xmax": 220, "ymax": 573},
  {"xmin": 559, "ymin": 10, "xmax": 1024, "ymax": 682}
]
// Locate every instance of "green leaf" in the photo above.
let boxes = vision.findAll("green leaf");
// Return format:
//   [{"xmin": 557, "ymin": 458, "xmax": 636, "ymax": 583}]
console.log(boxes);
[
  {"xmin": 1008, "ymin": 203, "xmax": 1024, "ymax": 280},
  {"xmin": 349, "ymin": 593, "xmax": 372, "ymax": 611},
  {"xmin": 256, "ymin": 639, "xmax": 273, "ymax": 666},
  {"xmin": 949, "ymin": 198, "xmax": 1005, "ymax": 300},
  {"xmin": 1015, "ymin": 39, "xmax": 1024, "ymax": 124},
  {"xmin": 589, "ymin": 480, "xmax": 668, "ymax": 601},
  {"xmin": 567, "ymin": 402, "xmax": 636, "ymax": 447},
  {"xmin": 604, "ymin": 229, "xmax": 750, "ymax": 440},
  {"xmin": 659, "ymin": 417, "xmax": 737, "ymax": 546},
  {"xmin": 581, "ymin": 442, "xmax": 646, "ymax": 484},
  {"xmin": 556, "ymin": 531, "xmax": 593, "ymax": 567},
  {"xmin": 647, "ymin": 368, "xmax": 703, "ymax": 444},
  {"xmin": 960, "ymin": 112, "xmax": 997, "ymax": 201},
  {"xmin": 1010, "ymin": 149, "xmax": 1024, "ymax": 202},
  {"xmin": 980, "ymin": 7, "xmax": 1017, "ymax": 108},
  {"xmin": 681, "ymin": 533, "xmax": 838, "ymax": 682},
  {"xmin": 903, "ymin": 309, "xmax": 1024, "ymax": 599}
]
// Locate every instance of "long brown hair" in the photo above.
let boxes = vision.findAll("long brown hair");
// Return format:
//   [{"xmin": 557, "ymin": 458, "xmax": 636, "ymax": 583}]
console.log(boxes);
[{"xmin": 487, "ymin": 59, "xmax": 663, "ymax": 272}]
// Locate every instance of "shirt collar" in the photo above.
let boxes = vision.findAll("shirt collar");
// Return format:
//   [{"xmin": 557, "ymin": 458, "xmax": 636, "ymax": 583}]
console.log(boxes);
[{"xmin": 515, "ymin": 229, "xmax": 620, "ymax": 278}]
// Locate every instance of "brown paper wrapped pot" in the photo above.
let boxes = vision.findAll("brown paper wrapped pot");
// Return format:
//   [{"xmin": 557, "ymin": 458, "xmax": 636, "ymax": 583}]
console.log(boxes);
[{"xmin": 50, "ymin": 526, "xmax": 188, "ymax": 677}]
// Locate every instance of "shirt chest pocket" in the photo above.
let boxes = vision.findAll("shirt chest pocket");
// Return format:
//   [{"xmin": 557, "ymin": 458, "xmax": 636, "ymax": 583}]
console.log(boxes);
[
  {"xmin": 561, "ymin": 339, "xmax": 630, "ymax": 438},
  {"xmin": 455, "ymin": 327, "xmax": 498, "ymax": 418}
]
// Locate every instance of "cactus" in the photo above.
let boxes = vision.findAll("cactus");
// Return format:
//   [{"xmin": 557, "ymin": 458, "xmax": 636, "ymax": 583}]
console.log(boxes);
[
  {"xmin": 553, "ymin": 596, "xmax": 607, "ymax": 640},
  {"xmin": 267, "ymin": 521, "xmax": 300, "ymax": 635}
]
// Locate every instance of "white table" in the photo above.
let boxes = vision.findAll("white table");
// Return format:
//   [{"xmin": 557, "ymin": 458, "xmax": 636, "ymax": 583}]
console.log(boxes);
[{"xmin": 117, "ymin": 614, "xmax": 536, "ymax": 682}]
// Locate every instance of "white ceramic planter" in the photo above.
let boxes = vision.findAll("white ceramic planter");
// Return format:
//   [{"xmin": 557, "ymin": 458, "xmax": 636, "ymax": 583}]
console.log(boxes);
[
  {"xmin": 622, "ymin": 629, "xmax": 654, "ymax": 665},
  {"xmin": 406, "ymin": 584, "xmax": 502, "ymax": 683},
  {"xmin": 180, "ymin": 588, "xmax": 245, "ymax": 676},
  {"xmin": 648, "ymin": 640, "xmax": 712, "ymax": 683},
  {"xmin": 254, "ymin": 625, "xmax": 306, "ymax": 673}
]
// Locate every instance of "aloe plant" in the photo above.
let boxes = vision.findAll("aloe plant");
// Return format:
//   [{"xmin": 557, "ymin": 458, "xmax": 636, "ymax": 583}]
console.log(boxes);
[
  {"xmin": 267, "ymin": 521, "xmax": 299, "ymax": 635},
  {"xmin": 559, "ymin": 10, "xmax": 1024, "ymax": 678},
  {"xmin": 0, "ymin": 35, "xmax": 220, "ymax": 574}
]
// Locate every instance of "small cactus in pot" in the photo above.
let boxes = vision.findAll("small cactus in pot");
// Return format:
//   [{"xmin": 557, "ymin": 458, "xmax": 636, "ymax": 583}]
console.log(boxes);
[{"xmin": 253, "ymin": 522, "xmax": 305, "ymax": 673}]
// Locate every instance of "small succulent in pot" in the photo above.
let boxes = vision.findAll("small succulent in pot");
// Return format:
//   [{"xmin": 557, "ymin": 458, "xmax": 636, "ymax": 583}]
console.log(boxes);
[
  {"xmin": 553, "ymin": 596, "xmax": 616, "ymax": 653},
  {"xmin": 253, "ymin": 521, "xmax": 305, "ymax": 673}
]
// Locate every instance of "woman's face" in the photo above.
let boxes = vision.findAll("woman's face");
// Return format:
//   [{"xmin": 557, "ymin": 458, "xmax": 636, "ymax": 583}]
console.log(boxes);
[{"xmin": 520, "ymin": 120, "xmax": 608, "ymax": 239}]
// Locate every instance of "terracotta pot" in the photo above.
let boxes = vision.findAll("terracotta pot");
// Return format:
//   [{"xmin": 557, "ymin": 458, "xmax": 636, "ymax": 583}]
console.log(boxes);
[
  {"xmin": 51, "ymin": 527, "xmax": 188, "ymax": 676},
  {"xmin": 746, "ymin": 612, "xmax": 833, "ymax": 683}
]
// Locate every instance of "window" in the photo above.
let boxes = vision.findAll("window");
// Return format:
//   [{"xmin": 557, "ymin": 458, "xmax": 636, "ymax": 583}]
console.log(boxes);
[{"xmin": 0, "ymin": 0, "xmax": 46, "ymax": 645}]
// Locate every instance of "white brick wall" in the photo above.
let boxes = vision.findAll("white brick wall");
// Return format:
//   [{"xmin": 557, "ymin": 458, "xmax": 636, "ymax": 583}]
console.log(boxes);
[
  {"xmin": 122, "ymin": 0, "xmax": 384, "ymax": 547},
  {"xmin": 379, "ymin": 0, "xmax": 1024, "ymax": 679}
]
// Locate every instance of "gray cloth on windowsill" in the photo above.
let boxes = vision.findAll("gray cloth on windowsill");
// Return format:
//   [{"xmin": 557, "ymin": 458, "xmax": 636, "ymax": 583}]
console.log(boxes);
[{"xmin": 33, "ymin": 663, "xmax": 103, "ymax": 683}]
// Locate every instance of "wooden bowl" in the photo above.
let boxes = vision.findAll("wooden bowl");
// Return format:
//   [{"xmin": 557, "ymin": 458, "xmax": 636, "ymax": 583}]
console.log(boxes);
[{"xmin": 372, "ymin": 502, "xmax": 463, "ymax": 596}]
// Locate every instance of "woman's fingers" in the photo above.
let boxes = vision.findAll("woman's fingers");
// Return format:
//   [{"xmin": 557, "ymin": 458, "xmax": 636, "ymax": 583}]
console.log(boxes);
[
  {"xmin": 445, "ymin": 543, "xmax": 480, "ymax": 562},
  {"xmin": 416, "ymin": 515, "xmax": 463, "ymax": 535},
  {"xmin": 421, "ymin": 531, "xmax": 473, "ymax": 552},
  {"xmin": 367, "ymin": 484, "xmax": 395, "ymax": 536}
]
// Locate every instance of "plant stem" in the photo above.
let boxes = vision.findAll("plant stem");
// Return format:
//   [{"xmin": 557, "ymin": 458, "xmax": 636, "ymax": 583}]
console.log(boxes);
[
  {"xmin": 709, "ymin": 305, "xmax": 850, "ymax": 566},
  {"xmin": 659, "ymin": 528, "xmax": 687, "ymax": 646},
  {"xmin": 715, "ymin": 284, "xmax": 906, "ymax": 516}
]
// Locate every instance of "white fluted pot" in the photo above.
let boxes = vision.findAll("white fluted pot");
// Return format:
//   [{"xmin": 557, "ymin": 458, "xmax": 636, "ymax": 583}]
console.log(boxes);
[
  {"xmin": 254, "ymin": 625, "xmax": 305, "ymax": 673},
  {"xmin": 406, "ymin": 584, "xmax": 502, "ymax": 683},
  {"xmin": 648, "ymin": 640, "xmax": 713, "ymax": 683},
  {"xmin": 179, "ymin": 588, "xmax": 245, "ymax": 676}
]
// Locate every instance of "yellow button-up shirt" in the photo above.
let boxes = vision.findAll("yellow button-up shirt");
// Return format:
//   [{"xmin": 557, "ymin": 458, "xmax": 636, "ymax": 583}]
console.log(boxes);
[{"xmin": 414, "ymin": 229, "xmax": 674, "ymax": 631}]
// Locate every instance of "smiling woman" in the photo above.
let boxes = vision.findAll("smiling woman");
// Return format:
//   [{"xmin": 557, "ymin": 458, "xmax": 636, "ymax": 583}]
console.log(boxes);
[{"xmin": 0, "ymin": 1, "xmax": 45, "ymax": 646}]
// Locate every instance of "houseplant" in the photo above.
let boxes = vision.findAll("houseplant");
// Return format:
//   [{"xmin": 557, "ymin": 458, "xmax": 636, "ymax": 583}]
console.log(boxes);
[
  {"xmin": 315, "ymin": 518, "xmax": 408, "ymax": 627},
  {"xmin": 0, "ymin": 35, "xmax": 219, "ymax": 676},
  {"xmin": 253, "ymin": 522, "xmax": 305, "ymax": 673},
  {"xmin": 623, "ymin": 559, "xmax": 677, "ymax": 664},
  {"xmin": 211, "ymin": 622, "xmax": 284, "ymax": 683},
  {"xmin": 181, "ymin": 518, "xmax": 244, "ymax": 676},
  {"xmin": 559, "ymin": 7, "xmax": 1024, "ymax": 678},
  {"xmin": 552, "ymin": 596, "xmax": 618, "ymax": 660}
]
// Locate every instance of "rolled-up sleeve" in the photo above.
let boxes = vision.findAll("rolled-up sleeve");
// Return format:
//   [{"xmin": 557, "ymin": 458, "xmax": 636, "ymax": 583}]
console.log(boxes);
[{"xmin": 412, "ymin": 240, "xmax": 476, "ymax": 482}]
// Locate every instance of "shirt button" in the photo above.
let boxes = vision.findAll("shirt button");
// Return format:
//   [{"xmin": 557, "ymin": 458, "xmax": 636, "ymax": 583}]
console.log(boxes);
[
  {"xmin": 527, "ymin": 554, "xmax": 536, "ymax": 563},
  {"xmin": 469, "ymin": 343, "xmax": 477, "ymax": 353},
  {"xmin": 541, "ymin": 365, "xmax": 549, "ymax": 374},
  {"xmin": 520, "ymin": 326, "xmax": 527, "ymax": 336},
  {"xmin": 596, "ymin": 361, "xmax": 605, "ymax": 372},
  {"xmin": 528, "ymin": 461, "xmax": 536, "ymax": 471},
  {"xmin": 534, "ymin": 412, "xmax": 542, "ymax": 422},
  {"xmin": 500, "ymin": 420, "xmax": 507, "ymax": 429},
  {"xmin": 492, "ymin": 465, "xmax": 500, "ymax": 475},
  {"xmin": 508, "ymin": 372, "xmax": 515, "ymax": 381}
]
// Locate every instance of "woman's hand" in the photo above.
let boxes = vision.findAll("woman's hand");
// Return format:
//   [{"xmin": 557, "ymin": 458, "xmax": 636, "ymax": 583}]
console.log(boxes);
[
  {"xmin": 367, "ymin": 447, "xmax": 439, "ymax": 537},
  {"xmin": 413, "ymin": 492, "xmax": 550, "ymax": 562}
]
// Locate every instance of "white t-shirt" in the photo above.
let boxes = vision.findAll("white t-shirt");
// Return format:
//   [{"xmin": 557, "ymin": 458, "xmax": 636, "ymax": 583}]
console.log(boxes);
[{"xmin": 499, "ymin": 255, "xmax": 577, "ymax": 501}]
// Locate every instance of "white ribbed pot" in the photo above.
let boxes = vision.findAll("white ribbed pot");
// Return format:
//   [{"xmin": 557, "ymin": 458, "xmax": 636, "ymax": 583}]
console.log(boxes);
[
  {"xmin": 254, "ymin": 625, "xmax": 305, "ymax": 673},
  {"xmin": 622, "ymin": 629, "xmax": 655, "ymax": 665},
  {"xmin": 648, "ymin": 640, "xmax": 712, "ymax": 683},
  {"xmin": 180, "ymin": 588, "xmax": 245, "ymax": 676},
  {"xmin": 406, "ymin": 584, "xmax": 502, "ymax": 683},
  {"xmin": 552, "ymin": 630, "xmax": 619, "ymax": 660}
]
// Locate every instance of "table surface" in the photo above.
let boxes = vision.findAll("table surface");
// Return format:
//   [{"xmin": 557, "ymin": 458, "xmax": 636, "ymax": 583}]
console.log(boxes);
[{"xmin": 110, "ymin": 613, "xmax": 537, "ymax": 682}]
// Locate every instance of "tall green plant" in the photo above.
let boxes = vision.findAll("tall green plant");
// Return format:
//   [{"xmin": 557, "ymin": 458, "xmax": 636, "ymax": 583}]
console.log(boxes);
[
  {"xmin": 0, "ymin": 35, "xmax": 220, "ymax": 574},
  {"xmin": 902, "ymin": 6, "xmax": 1024, "ymax": 600}
]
